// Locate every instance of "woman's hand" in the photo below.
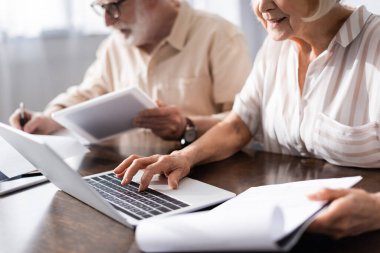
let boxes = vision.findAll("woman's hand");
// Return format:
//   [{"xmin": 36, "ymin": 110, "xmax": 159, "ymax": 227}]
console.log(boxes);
[
  {"xmin": 113, "ymin": 151, "xmax": 192, "ymax": 191},
  {"xmin": 308, "ymin": 188, "xmax": 380, "ymax": 239}
]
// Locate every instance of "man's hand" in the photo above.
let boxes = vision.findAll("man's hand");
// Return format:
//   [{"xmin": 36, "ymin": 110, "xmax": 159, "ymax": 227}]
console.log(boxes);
[
  {"xmin": 9, "ymin": 109, "xmax": 63, "ymax": 134},
  {"xmin": 308, "ymin": 188, "xmax": 380, "ymax": 239},
  {"xmin": 113, "ymin": 151, "xmax": 191, "ymax": 191},
  {"xmin": 133, "ymin": 100, "xmax": 187, "ymax": 140}
]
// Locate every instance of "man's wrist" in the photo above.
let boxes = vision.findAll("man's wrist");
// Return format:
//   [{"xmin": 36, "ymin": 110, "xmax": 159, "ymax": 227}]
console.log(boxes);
[
  {"xmin": 180, "ymin": 117, "xmax": 198, "ymax": 146},
  {"xmin": 370, "ymin": 193, "xmax": 380, "ymax": 230},
  {"xmin": 43, "ymin": 105, "xmax": 65, "ymax": 117}
]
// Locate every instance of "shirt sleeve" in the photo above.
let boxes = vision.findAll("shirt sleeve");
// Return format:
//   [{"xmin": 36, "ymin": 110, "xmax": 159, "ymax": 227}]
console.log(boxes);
[
  {"xmin": 209, "ymin": 27, "xmax": 252, "ymax": 109},
  {"xmin": 233, "ymin": 40, "xmax": 267, "ymax": 136},
  {"xmin": 45, "ymin": 36, "xmax": 114, "ymax": 110}
]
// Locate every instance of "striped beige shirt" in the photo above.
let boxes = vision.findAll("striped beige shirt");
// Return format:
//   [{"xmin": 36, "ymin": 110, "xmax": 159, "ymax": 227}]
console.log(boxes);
[{"xmin": 234, "ymin": 6, "xmax": 380, "ymax": 168}]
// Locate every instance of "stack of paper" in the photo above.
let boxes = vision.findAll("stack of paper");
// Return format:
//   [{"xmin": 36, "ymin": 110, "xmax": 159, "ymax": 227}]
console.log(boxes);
[
  {"xmin": 0, "ymin": 133, "xmax": 88, "ymax": 180},
  {"xmin": 0, "ymin": 122, "xmax": 89, "ymax": 193},
  {"xmin": 136, "ymin": 176, "xmax": 362, "ymax": 252},
  {"xmin": 0, "ymin": 137, "xmax": 37, "ymax": 179}
]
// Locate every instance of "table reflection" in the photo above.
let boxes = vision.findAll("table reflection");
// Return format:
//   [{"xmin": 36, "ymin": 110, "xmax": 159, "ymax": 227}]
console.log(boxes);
[
  {"xmin": 189, "ymin": 150, "xmax": 365, "ymax": 195},
  {"xmin": 99, "ymin": 129, "xmax": 179, "ymax": 157}
]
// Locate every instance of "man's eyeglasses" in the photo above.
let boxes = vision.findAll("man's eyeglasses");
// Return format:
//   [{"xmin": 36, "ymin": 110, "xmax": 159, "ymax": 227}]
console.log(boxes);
[{"xmin": 91, "ymin": 0, "xmax": 128, "ymax": 19}]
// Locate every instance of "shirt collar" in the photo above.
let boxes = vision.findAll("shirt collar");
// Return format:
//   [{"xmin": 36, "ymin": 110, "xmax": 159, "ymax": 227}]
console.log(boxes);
[
  {"xmin": 334, "ymin": 5, "xmax": 372, "ymax": 48},
  {"xmin": 165, "ymin": 1, "xmax": 193, "ymax": 51}
]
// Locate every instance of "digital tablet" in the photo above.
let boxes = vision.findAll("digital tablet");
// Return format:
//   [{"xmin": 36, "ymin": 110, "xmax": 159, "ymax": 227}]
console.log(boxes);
[{"xmin": 52, "ymin": 87, "xmax": 156, "ymax": 143}]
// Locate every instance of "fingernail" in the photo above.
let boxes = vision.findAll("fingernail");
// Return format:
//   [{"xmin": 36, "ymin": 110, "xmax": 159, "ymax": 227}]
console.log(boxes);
[{"xmin": 308, "ymin": 194, "xmax": 319, "ymax": 200}]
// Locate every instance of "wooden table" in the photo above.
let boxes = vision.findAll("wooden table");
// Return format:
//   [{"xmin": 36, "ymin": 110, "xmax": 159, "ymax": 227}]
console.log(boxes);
[{"xmin": 1, "ymin": 137, "xmax": 380, "ymax": 253}]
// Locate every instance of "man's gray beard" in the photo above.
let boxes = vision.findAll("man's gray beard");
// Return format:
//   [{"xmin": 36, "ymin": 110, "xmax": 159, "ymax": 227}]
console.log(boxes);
[
  {"xmin": 114, "ymin": 29, "xmax": 137, "ymax": 47},
  {"xmin": 124, "ymin": 35, "xmax": 136, "ymax": 46}
]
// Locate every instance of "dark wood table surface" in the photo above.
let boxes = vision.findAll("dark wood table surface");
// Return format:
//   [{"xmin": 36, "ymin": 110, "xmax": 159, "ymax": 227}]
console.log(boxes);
[{"xmin": 1, "ymin": 136, "xmax": 380, "ymax": 253}]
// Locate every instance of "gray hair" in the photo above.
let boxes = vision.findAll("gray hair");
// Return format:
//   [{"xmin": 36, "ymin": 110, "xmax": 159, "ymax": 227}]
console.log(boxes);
[{"xmin": 302, "ymin": 0, "xmax": 341, "ymax": 22}]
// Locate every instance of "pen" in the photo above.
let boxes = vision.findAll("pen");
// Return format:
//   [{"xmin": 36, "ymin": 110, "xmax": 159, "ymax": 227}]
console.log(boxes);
[
  {"xmin": 7, "ymin": 172, "xmax": 43, "ymax": 181},
  {"xmin": 19, "ymin": 102, "xmax": 26, "ymax": 128}
]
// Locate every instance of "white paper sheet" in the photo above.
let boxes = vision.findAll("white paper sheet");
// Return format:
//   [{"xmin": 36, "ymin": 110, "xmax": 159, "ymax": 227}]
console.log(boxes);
[
  {"xmin": 36, "ymin": 134, "xmax": 89, "ymax": 160},
  {"xmin": 136, "ymin": 176, "xmax": 362, "ymax": 252},
  {"xmin": 213, "ymin": 176, "xmax": 363, "ymax": 236},
  {"xmin": 0, "ymin": 137, "xmax": 37, "ymax": 178},
  {"xmin": 0, "ymin": 133, "xmax": 89, "ymax": 178},
  {"xmin": 137, "ymin": 205, "xmax": 283, "ymax": 252}
]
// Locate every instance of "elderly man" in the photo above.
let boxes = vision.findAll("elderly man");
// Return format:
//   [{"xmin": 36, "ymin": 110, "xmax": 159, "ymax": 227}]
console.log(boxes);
[{"xmin": 9, "ymin": 0, "xmax": 251, "ymax": 149}]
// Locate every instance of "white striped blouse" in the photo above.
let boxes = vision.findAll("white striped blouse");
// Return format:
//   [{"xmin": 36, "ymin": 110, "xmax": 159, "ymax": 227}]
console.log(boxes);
[{"xmin": 233, "ymin": 6, "xmax": 380, "ymax": 168}]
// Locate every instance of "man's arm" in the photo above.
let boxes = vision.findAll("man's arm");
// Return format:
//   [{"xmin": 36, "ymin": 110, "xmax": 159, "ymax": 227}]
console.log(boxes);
[
  {"xmin": 190, "ymin": 103, "xmax": 232, "ymax": 136},
  {"xmin": 188, "ymin": 29, "xmax": 252, "ymax": 137},
  {"xmin": 134, "ymin": 102, "xmax": 231, "ymax": 141}
]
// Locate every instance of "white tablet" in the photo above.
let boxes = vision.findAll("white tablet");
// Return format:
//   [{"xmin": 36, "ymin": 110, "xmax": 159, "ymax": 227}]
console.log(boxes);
[{"xmin": 52, "ymin": 87, "xmax": 156, "ymax": 143}]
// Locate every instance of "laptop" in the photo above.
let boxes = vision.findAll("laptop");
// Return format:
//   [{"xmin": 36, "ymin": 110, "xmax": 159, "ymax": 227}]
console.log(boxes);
[{"xmin": 0, "ymin": 123, "xmax": 235, "ymax": 228}]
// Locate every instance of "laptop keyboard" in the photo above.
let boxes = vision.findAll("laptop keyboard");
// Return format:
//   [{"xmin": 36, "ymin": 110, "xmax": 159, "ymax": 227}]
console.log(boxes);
[{"xmin": 85, "ymin": 173, "xmax": 189, "ymax": 220}]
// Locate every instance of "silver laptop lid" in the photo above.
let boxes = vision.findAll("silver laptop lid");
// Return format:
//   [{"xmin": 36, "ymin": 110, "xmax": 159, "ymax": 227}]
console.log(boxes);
[{"xmin": 0, "ymin": 123, "xmax": 130, "ymax": 226}]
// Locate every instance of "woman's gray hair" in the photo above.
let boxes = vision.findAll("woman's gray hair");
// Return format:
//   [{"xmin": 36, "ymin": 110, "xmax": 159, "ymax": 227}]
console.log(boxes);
[{"xmin": 302, "ymin": 0, "xmax": 341, "ymax": 22}]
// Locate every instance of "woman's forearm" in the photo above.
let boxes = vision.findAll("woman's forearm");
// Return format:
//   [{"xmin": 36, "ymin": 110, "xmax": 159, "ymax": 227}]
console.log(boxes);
[{"xmin": 175, "ymin": 113, "xmax": 252, "ymax": 167}]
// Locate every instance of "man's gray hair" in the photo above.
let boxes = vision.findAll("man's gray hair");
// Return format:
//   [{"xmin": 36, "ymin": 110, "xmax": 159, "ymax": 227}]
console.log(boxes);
[{"xmin": 302, "ymin": 0, "xmax": 341, "ymax": 22}]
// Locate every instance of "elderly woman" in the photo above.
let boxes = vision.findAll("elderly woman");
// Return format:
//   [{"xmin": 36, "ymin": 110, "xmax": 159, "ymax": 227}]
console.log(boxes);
[{"xmin": 114, "ymin": 0, "xmax": 380, "ymax": 237}]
